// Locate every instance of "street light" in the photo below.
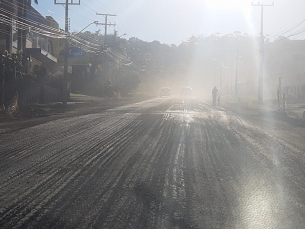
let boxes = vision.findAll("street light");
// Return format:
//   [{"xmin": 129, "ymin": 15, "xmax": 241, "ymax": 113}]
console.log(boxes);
[
  {"xmin": 73, "ymin": 21, "xmax": 100, "ymax": 37},
  {"xmin": 117, "ymin": 33, "xmax": 127, "ymax": 38}
]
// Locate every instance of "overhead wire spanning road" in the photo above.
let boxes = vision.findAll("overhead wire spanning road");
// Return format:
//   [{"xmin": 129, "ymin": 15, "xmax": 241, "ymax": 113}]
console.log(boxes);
[{"xmin": 1, "ymin": 97, "xmax": 305, "ymax": 228}]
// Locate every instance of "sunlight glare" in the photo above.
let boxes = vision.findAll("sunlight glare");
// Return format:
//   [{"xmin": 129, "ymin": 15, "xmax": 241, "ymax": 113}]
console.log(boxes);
[
  {"xmin": 238, "ymin": 174, "xmax": 286, "ymax": 229},
  {"xmin": 205, "ymin": 0, "xmax": 252, "ymax": 18}
]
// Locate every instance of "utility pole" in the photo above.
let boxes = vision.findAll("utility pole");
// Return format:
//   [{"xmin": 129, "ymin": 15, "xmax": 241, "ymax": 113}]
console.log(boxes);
[
  {"xmin": 234, "ymin": 31, "xmax": 241, "ymax": 96},
  {"xmin": 55, "ymin": 0, "xmax": 80, "ymax": 106},
  {"xmin": 220, "ymin": 62, "xmax": 227, "ymax": 98},
  {"xmin": 96, "ymin": 13, "xmax": 116, "ymax": 44},
  {"xmin": 252, "ymin": 1, "xmax": 274, "ymax": 103},
  {"xmin": 99, "ymin": 22, "xmax": 116, "ymax": 39},
  {"xmin": 0, "ymin": 62, "xmax": 4, "ymax": 111},
  {"xmin": 95, "ymin": 13, "xmax": 116, "ymax": 97}
]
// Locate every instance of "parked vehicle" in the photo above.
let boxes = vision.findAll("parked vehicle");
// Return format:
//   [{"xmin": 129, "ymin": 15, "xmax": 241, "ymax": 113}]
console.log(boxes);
[
  {"xmin": 180, "ymin": 86, "xmax": 193, "ymax": 97},
  {"xmin": 160, "ymin": 87, "xmax": 171, "ymax": 97}
]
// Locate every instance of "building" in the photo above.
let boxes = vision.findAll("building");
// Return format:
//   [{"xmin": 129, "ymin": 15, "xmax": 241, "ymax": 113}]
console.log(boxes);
[
  {"xmin": 0, "ymin": 0, "xmax": 66, "ymax": 106},
  {"xmin": 0, "ymin": 0, "xmax": 30, "ymax": 54},
  {"xmin": 0, "ymin": 0, "xmax": 64, "ymax": 72}
]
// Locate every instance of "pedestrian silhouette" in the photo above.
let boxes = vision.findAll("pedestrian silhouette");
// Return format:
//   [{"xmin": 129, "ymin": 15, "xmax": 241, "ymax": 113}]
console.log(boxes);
[{"xmin": 212, "ymin": 86, "xmax": 219, "ymax": 106}]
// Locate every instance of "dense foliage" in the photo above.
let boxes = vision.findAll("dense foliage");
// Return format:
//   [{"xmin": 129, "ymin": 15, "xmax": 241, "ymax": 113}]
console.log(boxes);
[{"xmin": 87, "ymin": 33, "xmax": 304, "ymax": 100}]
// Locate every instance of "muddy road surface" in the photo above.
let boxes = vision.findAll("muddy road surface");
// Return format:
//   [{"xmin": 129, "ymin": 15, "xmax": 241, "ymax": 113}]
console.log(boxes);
[{"xmin": 1, "ymin": 98, "xmax": 305, "ymax": 229}]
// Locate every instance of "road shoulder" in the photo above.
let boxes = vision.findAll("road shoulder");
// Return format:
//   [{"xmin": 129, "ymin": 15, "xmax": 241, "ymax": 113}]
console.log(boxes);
[{"xmin": 0, "ymin": 94, "xmax": 152, "ymax": 134}]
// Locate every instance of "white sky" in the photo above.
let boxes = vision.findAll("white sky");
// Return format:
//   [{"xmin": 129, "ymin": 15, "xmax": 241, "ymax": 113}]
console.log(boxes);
[{"xmin": 33, "ymin": 0, "xmax": 305, "ymax": 45}]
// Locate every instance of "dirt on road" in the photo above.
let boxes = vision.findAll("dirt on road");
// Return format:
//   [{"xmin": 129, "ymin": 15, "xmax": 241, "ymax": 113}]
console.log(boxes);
[
  {"xmin": 1, "ymin": 97, "xmax": 305, "ymax": 228},
  {"xmin": 0, "ymin": 94, "xmax": 152, "ymax": 133}
]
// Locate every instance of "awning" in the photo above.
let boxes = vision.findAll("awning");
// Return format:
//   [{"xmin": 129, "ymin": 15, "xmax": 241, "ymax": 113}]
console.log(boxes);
[{"xmin": 24, "ymin": 48, "xmax": 57, "ymax": 66}]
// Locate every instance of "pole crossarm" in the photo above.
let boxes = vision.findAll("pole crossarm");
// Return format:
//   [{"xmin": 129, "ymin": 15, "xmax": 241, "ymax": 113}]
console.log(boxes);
[
  {"xmin": 96, "ymin": 13, "xmax": 117, "ymax": 17},
  {"xmin": 96, "ymin": 23, "xmax": 116, "ymax": 26},
  {"xmin": 96, "ymin": 13, "xmax": 117, "ymax": 40},
  {"xmin": 54, "ymin": 0, "xmax": 80, "ymax": 5},
  {"xmin": 251, "ymin": 1, "xmax": 274, "ymax": 7}
]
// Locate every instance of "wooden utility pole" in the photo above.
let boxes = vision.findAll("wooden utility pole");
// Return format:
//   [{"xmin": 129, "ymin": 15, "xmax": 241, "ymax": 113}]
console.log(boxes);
[
  {"xmin": 252, "ymin": 1, "xmax": 274, "ymax": 103},
  {"xmin": 55, "ymin": 0, "xmax": 80, "ymax": 106},
  {"xmin": 96, "ymin": 13, "xmax": 116, "ymax": 44},
  {"xmin": 234, "ymin": 31, "xmax": 241, "ymax": 96}
]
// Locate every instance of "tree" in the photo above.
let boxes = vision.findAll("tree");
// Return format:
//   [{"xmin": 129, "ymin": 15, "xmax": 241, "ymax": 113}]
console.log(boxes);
[{"xmin": 0, "ymin": 51, "xmax": 23, "ymax": 110}]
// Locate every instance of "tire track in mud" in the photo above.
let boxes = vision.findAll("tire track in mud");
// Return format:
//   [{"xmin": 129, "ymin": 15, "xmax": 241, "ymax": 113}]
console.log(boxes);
[
  {"xmin": 0, "ymin": 113, "xmax": 118, "ymax": 164},
  {"xmin": 224, "ymin": 113, "xmax": 305, "ymax": 227},
  {"xmin": 192, "ymin": 101, "xmax": 305, "ymax": 228},
  {"xmin": 82, "ymin": 115, "xmax": 171, "ymax": 228},
  {"xmin": 0, "ymin": 96, "xmax": 167, "ymax": 156},
  {"xmin": 1, "ymin": 98, "xmax": 183, "ymax": 229},
  {"xmin": 191, "ymin": 118, "xmax": 239, "ymax": 228},
  {"xmin": 45, "ymin": 114, "xmax": 168, "ymax": 228},
  {"xmin": 0, "ymin": 113, "xmax": 143, "ymax": 228},
  {"xmin": 76, "ymin": 114, "xmax": 184, "ymax": 228},
  {"xmin": 0, "ymin": 113, "xmax": 136, "ymax": 191},
  {"xmin": 0, "ymin": 112, "xmax": 144, "ymax": 224},
  {"xmin": 2, "ymin": 98, "xmax": 305, "ymax": 228},
  {"xmin": 121, "ymin": 116, "xmax": 191, "ymax": 229},
  {"xmin": 0, "ymin": 99, "xmax": 259, "ymax": 228},
  {"xmin": 43, "ymin": 114, "xmax": 186, "ymax": 228}
]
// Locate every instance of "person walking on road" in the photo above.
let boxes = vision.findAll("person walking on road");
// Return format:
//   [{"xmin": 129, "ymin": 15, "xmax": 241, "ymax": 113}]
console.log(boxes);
[{"xmin": 212, "ymin": 86, "xmax": 219, "ymax": 106}]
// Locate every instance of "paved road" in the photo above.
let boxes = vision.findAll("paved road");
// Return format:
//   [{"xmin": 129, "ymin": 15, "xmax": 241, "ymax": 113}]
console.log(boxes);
[{"xmin": 1, "ymin": 98, "xmax": 305, "ymax": 229}]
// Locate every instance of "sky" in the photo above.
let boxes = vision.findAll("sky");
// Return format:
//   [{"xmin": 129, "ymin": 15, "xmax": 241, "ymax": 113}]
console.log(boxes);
[{"xmin": 33, "ymin": 0, "xmax": 305, "ymax": 45}]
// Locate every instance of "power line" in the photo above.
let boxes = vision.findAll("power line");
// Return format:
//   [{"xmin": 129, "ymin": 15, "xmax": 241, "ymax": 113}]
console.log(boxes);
[
  {"xmin": 86, "ymin": 0, "xmax": 115, "ymax": 14},
  {"xmin": 0, "ymin": 13, "xmax": 66, "ymax": 38},
  {"xmin": 272, "ymin": 26, "xmax": 305, "ymax": 44},
  {"xmin": 273, "ymin": 19, "xmax": 305, "ymax": 38},
  {"xmin": 69, "ymin": 36, "xmax": 100, "ymax": 49},
  {"xmin": 96, "ymin": 13, "xmax": 116, "ymax": 40},
  {"xmin": 1, "ymin": 0, "xmax": 54, "ymax": 21},
  {"xmin": 0, "ymin": 2, "xmax": 66, "ymax": 35},
  {"xmin": 68, "ymin": 7, "xmax": 97, "ymax": 24},
  {"xmin": 86, "ymin": 0, "xmax": 128, "ymax": 39},
  {"xmin": 108, "ymin": 48, "xmax": 130, "ymax": 63},
  {"xmin": 71, "ymin": 32, "xmax": 100, "ymax": 44},
  {"xmin": 78, "ymin": 4, "xmax": 95, "ymax": 15},
  {"xmin": 1, "ymin": 0, "xmax": 64, "ymax": 29},
  {"xmin": 31, "ymin": 1, "xmax": 65, "ymax": 25},
  {"xmin": 79, "ymin": 1, "xmax": 96, "ymax": 13},
  {"xmin": 0, "ymin": 14, "xmax": 67, "ymax": 38}
]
